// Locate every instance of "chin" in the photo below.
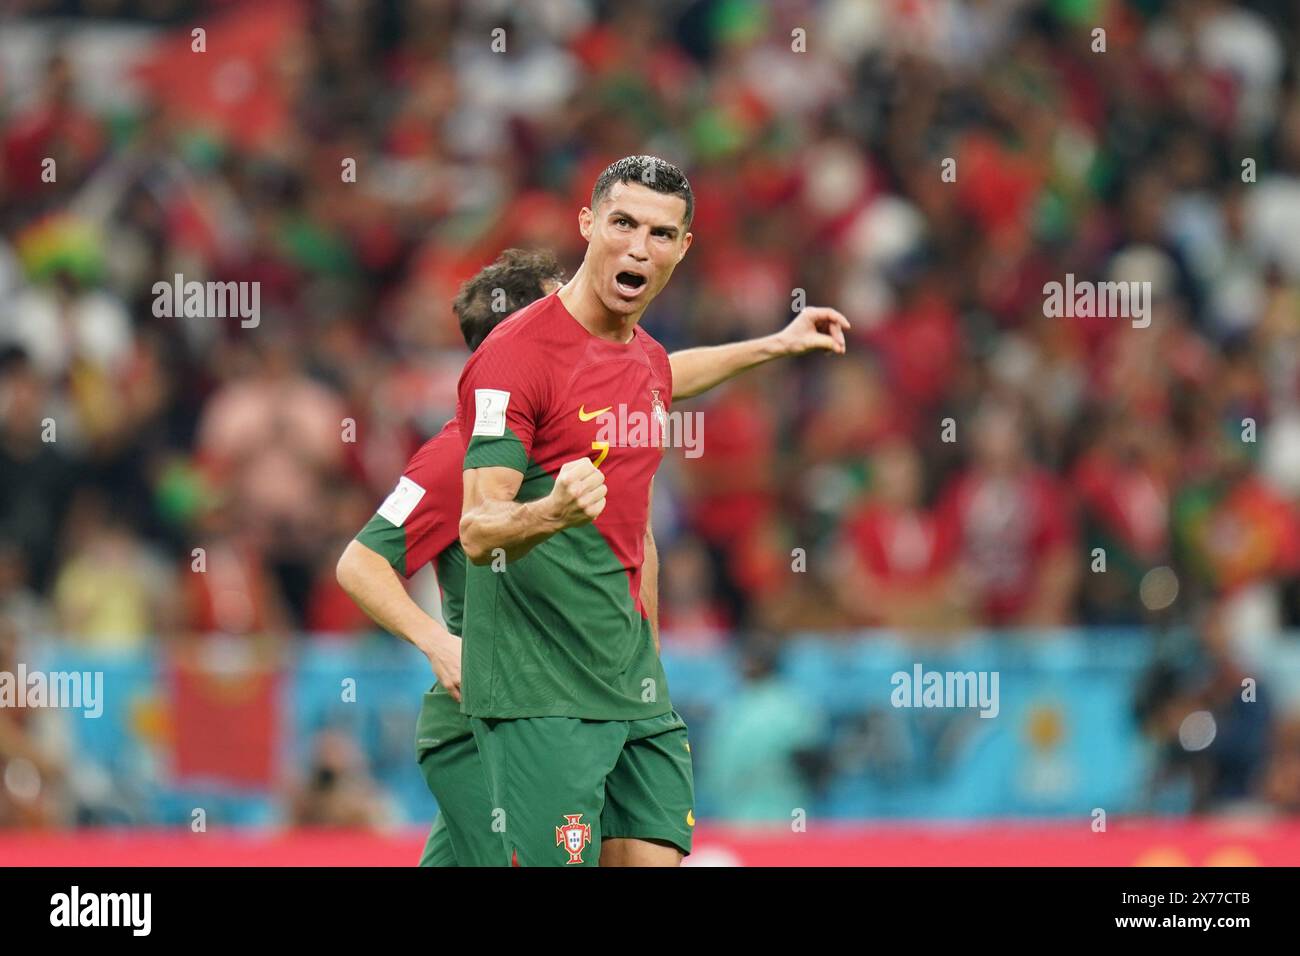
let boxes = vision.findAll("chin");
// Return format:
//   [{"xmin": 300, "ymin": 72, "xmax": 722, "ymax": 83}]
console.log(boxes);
[{"xmin": 602, "ymin": 292, "xmax": 640, "ymax": 316}]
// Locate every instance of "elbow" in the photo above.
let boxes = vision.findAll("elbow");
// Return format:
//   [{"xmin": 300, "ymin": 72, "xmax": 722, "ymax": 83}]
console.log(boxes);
[
  {"xmin": 335, "ymin": 556, "xmax": 353, "ymax": 597},
  {"xmin": 335, "ymin": 544, "xmax": 360, "ymax": 597}
]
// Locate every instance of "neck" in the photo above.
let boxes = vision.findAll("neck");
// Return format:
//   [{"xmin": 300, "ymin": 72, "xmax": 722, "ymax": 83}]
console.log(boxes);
[{"xmin": 558, "ymin": 262, "xmax": 641, "ymax": 344}]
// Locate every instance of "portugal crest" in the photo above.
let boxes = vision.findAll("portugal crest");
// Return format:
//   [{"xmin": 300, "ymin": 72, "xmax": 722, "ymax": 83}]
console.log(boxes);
[
  {"xmin": 555, "ymin": 813, "xmax": 592, "ymax": 864},
  {"xmin": 651, "ymin": 389, "xmax": 669, "ymax": 445}
]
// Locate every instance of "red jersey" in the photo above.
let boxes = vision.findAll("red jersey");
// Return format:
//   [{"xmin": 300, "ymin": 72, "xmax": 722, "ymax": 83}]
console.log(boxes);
[{"xmin": 455, "ymin": 292, "xmax": 674, "ymax": 719}]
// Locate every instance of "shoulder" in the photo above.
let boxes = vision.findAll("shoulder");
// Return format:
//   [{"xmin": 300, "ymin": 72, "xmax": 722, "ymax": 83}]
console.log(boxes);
[
  {"xmin": 634, "ymin": 325, "xmax": 672, "ymax": 380},
  {"xmin": 399, "ymin": 421, "xmax": 463, "ymax": 490},
  {"xmin": 634, "ymin": 324, "xmax": 669, "ymax": 361},
  {"xmin": 462, "ymin": 295, "xmax": 572, "ymax": 381},
  {"xmin": 481, "ymin": 294, "xmax": 568, "ymax": 351},
  {"xmin": 407, "ymin": 420, "xmax": 459, "ymax": 469}
]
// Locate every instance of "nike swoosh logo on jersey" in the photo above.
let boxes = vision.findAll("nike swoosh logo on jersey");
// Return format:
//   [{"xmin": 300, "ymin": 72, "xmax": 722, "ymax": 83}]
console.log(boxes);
[{"xmin": 577, "ymin": 404, "xmax": 612, "ymax": 421}]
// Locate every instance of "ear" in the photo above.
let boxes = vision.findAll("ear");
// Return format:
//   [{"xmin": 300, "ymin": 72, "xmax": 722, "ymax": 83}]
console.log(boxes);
[
  {"xmin": 578, "ymin": 207, "xmax": 594, "ymax": 242},
  {"xmin": 677, "ymin": 231, "xmax": 693, "ymax": 263}
]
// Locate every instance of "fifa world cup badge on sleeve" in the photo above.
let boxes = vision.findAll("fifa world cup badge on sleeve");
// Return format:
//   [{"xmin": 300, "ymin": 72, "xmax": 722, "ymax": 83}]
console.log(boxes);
[{"xmin": 473, "ymin": 388, "xmax": 510, "ymax": 437}]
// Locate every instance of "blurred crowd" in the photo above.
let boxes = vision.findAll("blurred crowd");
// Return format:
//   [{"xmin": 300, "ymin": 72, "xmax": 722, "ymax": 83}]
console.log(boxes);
[{"xmin": 4, "ymin": 0, "xmax": 1300, "ymax": 826}]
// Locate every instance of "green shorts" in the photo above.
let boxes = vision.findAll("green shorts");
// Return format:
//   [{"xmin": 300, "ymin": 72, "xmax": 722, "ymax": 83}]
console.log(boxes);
[
  {"xmin": 415, "ymin": 687, "xmax": 508, "ymax": 867},
  {"xmin": 468, "ymin": 709, "xmax": 695, "ymax": 867},
  {"xmin": 417, "ymin": 812, "xmax": 457, "ymax": 867}
]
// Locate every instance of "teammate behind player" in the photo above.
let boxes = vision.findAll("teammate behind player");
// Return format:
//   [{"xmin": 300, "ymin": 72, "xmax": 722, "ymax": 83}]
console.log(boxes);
[{"xmin": 338, "ymin": 249, "xmax": 563, "ymax": 865}]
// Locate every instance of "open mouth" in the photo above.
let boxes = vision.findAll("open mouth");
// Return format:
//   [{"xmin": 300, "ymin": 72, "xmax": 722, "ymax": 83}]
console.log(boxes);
[{"xmin": 615, "ymin": 271, "xmax": 648, "ymax": 296}]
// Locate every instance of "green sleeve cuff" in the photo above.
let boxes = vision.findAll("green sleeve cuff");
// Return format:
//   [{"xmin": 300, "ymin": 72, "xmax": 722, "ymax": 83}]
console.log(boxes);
[
  {"xmin": 355, "ymin": 515, "xmax": 408, "ymax": 577},
  {"xmin": 464, "ymin": 430, "xmax": 527, "ymax": 475}
]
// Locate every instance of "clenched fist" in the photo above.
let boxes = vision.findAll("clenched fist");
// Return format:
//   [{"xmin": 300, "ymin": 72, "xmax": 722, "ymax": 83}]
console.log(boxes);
[{"xmin": 547, "ymin": 457, "xmax": 608, "ymax": 528}]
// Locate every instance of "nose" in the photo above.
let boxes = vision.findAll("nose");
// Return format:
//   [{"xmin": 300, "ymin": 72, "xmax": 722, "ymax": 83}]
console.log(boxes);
[{"xmin": 627, "ymin": 227, "xmax": 650, "ymax": 262}]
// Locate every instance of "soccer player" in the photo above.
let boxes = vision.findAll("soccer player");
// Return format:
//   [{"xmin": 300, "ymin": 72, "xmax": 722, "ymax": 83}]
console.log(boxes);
[
  {"xmin": 338, "ymin": 240, "xmax": 847, "ymax": 865},
  {"xmin": 454, "ymin": 155, "xmax": 845, "ymax": 866},
  {"xmin": 338, "ymin": 250, "xmax": 565, "ymax": 867}
]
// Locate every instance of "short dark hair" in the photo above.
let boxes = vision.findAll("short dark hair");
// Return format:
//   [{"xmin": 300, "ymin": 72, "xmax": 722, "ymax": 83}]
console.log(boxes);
[
  {"xmin": 590, "ymin": 155, "xmax": 694, "ymax": 228},
  {"xmin": 453, "ymin": 248, "xmax": 565, "ymax": 352}
]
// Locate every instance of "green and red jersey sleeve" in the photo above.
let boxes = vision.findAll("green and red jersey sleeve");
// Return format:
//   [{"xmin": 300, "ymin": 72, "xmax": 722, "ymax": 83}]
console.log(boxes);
[
  {"xmin": 354, "ymin": 419, "xmax": 469, "ymax": 633},
  {"xmin": 456, "ymin": 313, "xmax": 551, "ymax": 476}
]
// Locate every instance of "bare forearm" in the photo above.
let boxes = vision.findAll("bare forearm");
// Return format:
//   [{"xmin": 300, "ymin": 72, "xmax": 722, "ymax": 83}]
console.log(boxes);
[
  {"xmin": 336, "ymin": 540, "xmax": 447, "ymax": 654},
  {"xmin": 670, "ymin": 308, "xmax": 850, "ymax": 400},
  {"xmin": 459, "ymin": 496, "xmax": 565, "ymax": 565},
  {"xmin": 669, "ymin": 335, "xmax": 785, "ymax": 400},
  {"xmin": 641, "ymin": 529, "xmax": 660, "ymax": 652}
]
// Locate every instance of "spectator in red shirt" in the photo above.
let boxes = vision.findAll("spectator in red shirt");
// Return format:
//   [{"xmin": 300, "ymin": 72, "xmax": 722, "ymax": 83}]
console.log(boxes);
[
  {"xmin": 2, "ymin": 53, "xmax": 103, "ymax": 198},
  {"xmin": 830, "ymin": 437, "xmax": 962, "ymax": 632},
  {"xmin": 1073, "ymin": 409, "xmax": 1175, "ymax": 623},
  {"xmin": 937, "ymin": 399, "xmax": 1079, "ymax": 627},
  {"xmin": 179, "ymin": 506, "xmax": 290, "ymax": 639}
]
